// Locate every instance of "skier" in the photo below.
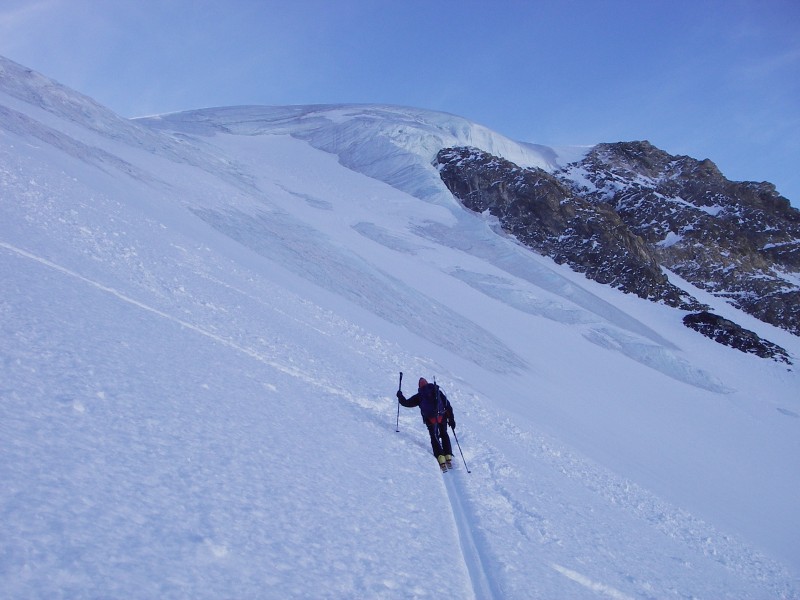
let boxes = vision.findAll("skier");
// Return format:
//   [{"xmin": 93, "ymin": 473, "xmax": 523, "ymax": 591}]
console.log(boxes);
[{"xmin": 397, "ymin": 377, "xmax": 456, "ymax": 470}]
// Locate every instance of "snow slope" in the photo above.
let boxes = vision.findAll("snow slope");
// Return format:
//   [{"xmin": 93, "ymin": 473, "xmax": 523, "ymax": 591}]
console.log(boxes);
[{"xmin": 2, "ymin": 56, "xmax": 799, "ymax": 598}]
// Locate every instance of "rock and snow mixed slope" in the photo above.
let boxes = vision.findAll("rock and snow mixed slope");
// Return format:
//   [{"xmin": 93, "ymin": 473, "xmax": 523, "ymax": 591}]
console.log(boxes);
[
  {"xmin": 434, "ymin": 142, "xmax": 800, "ymax": 343},
  {"xmin": 2, "ymin": 56, "xmax": 799, "ymax": 598}
]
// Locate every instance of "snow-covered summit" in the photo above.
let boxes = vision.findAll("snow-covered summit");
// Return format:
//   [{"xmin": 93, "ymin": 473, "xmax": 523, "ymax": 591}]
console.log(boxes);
[{"xmin": 139, "ymin": 103, "xmax": 584, "ymax": 203}]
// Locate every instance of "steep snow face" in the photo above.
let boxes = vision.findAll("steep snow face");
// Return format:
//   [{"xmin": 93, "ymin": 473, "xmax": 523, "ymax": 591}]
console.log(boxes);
[
  {"xmin": 0, "ymin": 57, "xmax": 126, "ymax": 134},
  {"xmin": 139, "ymin": 104, "xmax": 570, "ymax": 203},
  {"xmin": 3, "ymin": 56, "xmax": 800, "ymax": 599}
]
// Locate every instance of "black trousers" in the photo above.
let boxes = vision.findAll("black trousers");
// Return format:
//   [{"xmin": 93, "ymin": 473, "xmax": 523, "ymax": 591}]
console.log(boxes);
[{"xmin": 426, "ymin": 421, "xmax": 452, "ymax": 457}]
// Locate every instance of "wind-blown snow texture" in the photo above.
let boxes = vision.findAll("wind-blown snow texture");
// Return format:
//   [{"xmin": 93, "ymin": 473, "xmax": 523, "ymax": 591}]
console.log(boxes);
[{"xmin": 2, "ymin": 57, "xmax": 799, "ymax": 598}]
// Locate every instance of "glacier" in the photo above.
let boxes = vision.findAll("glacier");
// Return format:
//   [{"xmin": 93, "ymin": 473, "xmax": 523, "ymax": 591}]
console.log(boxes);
[{"xmin": 2, "ymin": 56, "xmax": 799, "ymax": 598}]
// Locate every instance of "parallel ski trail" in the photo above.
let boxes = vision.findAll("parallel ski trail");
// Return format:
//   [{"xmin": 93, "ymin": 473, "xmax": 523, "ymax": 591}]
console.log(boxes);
[
  {"xmin": 0, "ymin": 240, "xmax": 345, "ymax": 395},
  {"xmin": 443, "ymin": 471, "xmax": 499, "ymax": 600}
]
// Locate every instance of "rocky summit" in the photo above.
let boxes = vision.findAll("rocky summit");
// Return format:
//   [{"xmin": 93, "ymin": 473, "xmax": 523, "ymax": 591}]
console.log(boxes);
[
  {"xmin": 566, "ymin": 141, "xmax": 800, "ymax": 336},
  {"xmin": 435, "ymin": 143, "xmax": 800, "ymax": 342}
]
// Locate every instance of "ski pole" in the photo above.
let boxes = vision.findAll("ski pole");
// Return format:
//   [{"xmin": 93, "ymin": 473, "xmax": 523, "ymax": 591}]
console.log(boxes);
[
  {"xmin": 451, "ymin": 428, "xmax": 471, "ymax": 473},
  {"xmin": 395, "ymin": 371, "xmax": 403, "ymax": 432}
]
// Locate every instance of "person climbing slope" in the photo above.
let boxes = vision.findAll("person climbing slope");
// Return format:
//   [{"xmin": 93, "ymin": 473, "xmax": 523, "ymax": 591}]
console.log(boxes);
[{"xmin": 397, "ymin": 377, "xmax": 456, "ymax": 470}]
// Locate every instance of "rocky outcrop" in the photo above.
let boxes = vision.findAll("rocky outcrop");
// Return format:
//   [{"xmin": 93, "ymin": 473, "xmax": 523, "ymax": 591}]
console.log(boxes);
[
  {"xmin": 683, "ymin": 312, "xmax": 791, "ymax": 364},
  {"xmin": 435, "ymin": 142, "xmax": 800, "ymax": 341},
  {"xmin": 434, "ymin": 146, "xmax": 701, "ymax": 309},
  {"xmin": 564, "ymin": 141, "xmax": 800, "ymax": 335}
]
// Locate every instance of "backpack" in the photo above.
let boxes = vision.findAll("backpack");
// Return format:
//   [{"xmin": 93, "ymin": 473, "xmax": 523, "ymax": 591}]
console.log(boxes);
[{"xmin": 418, "ymin": 383, "xmax": 446, "ymax": 424}]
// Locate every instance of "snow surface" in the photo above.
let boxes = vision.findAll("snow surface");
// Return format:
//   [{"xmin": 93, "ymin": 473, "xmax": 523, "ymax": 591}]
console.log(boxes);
[{"xmin": 2, "ymin": 56, "xmax": 800, "ymax": 598}]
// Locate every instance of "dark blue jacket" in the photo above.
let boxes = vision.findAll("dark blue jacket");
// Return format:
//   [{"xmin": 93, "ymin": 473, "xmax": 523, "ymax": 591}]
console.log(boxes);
[{"xmin": 398, "ymin": 383, "xmax": 454, "ymax": 425}]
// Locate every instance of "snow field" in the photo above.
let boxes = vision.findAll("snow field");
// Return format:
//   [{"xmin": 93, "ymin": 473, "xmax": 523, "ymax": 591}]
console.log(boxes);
[{"xmin": 2, "ymin": 68, "xmax": 799, "ymax": 598}]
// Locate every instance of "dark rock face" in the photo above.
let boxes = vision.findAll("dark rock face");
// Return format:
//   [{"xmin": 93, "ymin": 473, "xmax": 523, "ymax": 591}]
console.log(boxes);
[
  {"xmin": 434, "ymin": 146, "xmax": 701, "ymax": 309},
  {"xmin": 683, "ymin": 312, "xmax": 791, "ymax": 364},
  {"xmin": 564, "ymin": 141, "xmax": 800, "ymax": 336},
  {"xmin": 435, "ymin": 142, "xmax": 800, "ymax": 340}
]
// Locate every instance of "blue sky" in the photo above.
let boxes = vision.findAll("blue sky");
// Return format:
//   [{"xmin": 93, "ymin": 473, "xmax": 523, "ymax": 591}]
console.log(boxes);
[{"xmin": 2, "ymin": 0, "xmax": 799, "ymax": 204}]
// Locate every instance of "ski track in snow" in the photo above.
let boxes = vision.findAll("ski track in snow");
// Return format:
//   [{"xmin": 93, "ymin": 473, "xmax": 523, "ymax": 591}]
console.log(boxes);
[
  {"xmin": 0, "ymin": 241, "xmax": 317, "ymax": 387},
  {"xmin": 5, "ymin": 169, "xmax": 798, "ymax": 598},
  {"xmin": 457, "ymin": 397, "xmax": 799, "ymax": 599},
  {"xmin": 16, "ymin": 219, "xmax": 759, "ymax": 600},
  {"xmin": 0, "ymin": 239, "xmax": 474, "ymax": 598},
  {"xmin": 2, "ymin": 235, "xmax": 506, "ymax": 599},
  {"xmin": 443, "ymin": 470, "xmax": 499, "ymax": 600}
]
